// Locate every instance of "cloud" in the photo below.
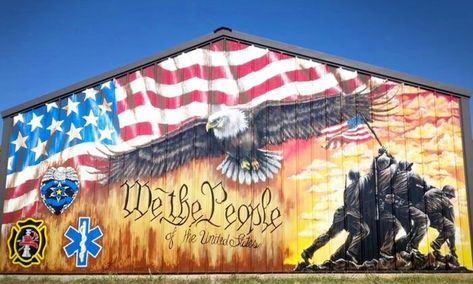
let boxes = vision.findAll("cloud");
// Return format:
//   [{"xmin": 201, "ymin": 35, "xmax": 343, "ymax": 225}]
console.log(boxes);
[
  {"xmin": 307, "ymin": 183, "xmax": 336, "ymax": 194},
  {"xmin": 300, "ymin": 212, "xmax": 324, "ymax": 221},
  {"xmin": 289, "ymin": 159, "xmax": 337, "ymax": 180},
  {"xmin": 405, "ymin": 123, "xmax": 438, "ymax": 139},
  {"xmin": 289, "ymin": 170, "xmax": 325, "ymax": 181},
  {"xmin": 372, "ymin": 119, "xmax": 406, "ymax": 130},
  {"xmin": 439, "ymin": 151, "xmax": 461, "ymax": 168}
]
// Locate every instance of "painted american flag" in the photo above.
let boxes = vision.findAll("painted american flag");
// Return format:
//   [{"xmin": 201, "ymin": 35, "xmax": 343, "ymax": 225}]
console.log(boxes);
[
  {"xmin": 321, "ymin": 114, "xmax": 372, "ymax": 149},
  {"xmin": 4, "ymin": 82, "xmax": 119, "ymax": 224},
  {"xmin": 3, "ymin": 39, "xmax": 385, "ymax": 225}
]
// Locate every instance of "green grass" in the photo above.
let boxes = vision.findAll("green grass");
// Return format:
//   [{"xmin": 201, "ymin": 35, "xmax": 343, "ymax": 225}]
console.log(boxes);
[{"xmin": 0, "ymin": 273, "xmax": 472, "ymax": 284}]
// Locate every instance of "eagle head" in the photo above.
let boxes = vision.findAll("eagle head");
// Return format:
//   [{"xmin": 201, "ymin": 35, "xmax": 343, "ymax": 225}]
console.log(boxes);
[{"xmin": 206, "ymin": 109, "xmax": 248, "ymax": 140}]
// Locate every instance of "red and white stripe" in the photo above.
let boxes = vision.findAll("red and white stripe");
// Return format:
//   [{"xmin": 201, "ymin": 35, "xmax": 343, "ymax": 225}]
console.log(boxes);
[
  {"xmin": 3, "ymin": 143, "xmax": 109, "ymax": 224},
  {"xmin": 322, "ymin": 123, "xmax": 372, "ymax": 150},
  {"xmin": 113, "ymin": 40, "xmax": 383, "ymax": 147},
  {"xmin": 3, "ymin": 39, "xmax": 390, "ymax": 225}
]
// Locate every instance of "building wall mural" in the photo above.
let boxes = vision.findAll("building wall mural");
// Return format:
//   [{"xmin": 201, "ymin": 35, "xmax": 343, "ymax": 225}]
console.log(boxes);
[{"xmin": 0, "ymin": 39, "xmax": 471, "ymax": 272}]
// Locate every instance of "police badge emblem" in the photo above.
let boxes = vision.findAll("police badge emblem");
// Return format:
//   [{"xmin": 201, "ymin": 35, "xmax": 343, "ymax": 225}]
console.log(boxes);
[
  {"xmin": 40, "ymin": 167, "xmax": 79, "ymax": 215},
  {"xmin": 7, "ymin": 218, "xmax": 48, "ymax": 268}
]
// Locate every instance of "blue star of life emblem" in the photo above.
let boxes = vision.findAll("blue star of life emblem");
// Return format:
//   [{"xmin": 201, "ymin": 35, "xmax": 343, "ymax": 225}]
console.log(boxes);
[{"xmin": 63, "ymin": 217, "xmax": 103, "ymax": 267}]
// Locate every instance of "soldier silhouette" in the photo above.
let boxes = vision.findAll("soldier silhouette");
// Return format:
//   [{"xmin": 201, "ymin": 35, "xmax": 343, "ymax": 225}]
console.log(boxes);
[
  {"xmin": 384, "ymin": 160, "xmax": 429, "ymax": 257},
  {"xmin": 424, "ymin": 185, "xmax": 457, "ymax": 261},
  {"xmin": 301, "ymin": 169, "xmax": 369, "ymax": 264}
]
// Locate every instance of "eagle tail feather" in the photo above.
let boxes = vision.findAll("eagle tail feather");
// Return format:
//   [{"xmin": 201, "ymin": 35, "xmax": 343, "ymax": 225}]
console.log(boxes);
[
  {"xmin": 226, "ymin": 161, "xmax": 234, "ymax": 179},
  {"xmin": 244, "ymin": 171, "xmax": 252, "ymax": 185},
  {"xmin": 231, "ymin": 165, "xmax": 239, "ymax": 182},
  {"xmin": 261, "ymin": 165, "xmax": 274, "ymax": 179},
  {"xmin": 216, "ymin": 150, "xmax": 282, "ymax": 185},
  {"xmin": 238, "ymin": 168, "xmax": 246, "ymax": 184},
  {"xmin": 251, "ymin": 171, "xmax": 260, "ymax": 184},
  {"xmin": 216, "ymin": 157, "xmax": 229, "ymax": 172},
  {"xmin": 257, "ymin": 170, "xmax": 266, "ymax": 182}
]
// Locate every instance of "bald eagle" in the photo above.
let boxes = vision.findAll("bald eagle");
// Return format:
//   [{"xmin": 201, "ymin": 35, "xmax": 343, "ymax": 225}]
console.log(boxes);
[{"xmin": 106, "ymin": 90, "xmax": 393, "ymax": 185}]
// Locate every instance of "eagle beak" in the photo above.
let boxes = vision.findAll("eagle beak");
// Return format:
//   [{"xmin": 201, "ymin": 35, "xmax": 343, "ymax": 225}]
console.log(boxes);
[{"xmin": 206, "ymin": 121, "xmax": 217, "ymax": 132}]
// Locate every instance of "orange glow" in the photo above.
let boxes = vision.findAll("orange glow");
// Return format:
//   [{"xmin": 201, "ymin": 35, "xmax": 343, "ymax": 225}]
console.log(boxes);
[{"xmin": 0, "ymin": 86, "xmax": 471, "ymax": 272}]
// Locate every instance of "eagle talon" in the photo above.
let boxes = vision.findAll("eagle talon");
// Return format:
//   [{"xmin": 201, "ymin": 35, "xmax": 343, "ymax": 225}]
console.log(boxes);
[
  {"xmin": 251, "ymin": 159, "xmax": 260, "ymax": 170},
  {"xmin": 240, "ymin": 160, "xmax": 251, "ymax": 170}
]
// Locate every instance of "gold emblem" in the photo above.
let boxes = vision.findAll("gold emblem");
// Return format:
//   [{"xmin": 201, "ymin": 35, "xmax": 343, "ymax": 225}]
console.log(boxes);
[{"xmin": 7, "ymin": 218, "xmax": 48, "ymax": 268}]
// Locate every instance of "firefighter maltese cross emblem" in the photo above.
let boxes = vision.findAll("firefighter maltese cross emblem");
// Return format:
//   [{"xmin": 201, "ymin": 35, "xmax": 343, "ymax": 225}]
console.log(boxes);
[
  {"xmin": 63, "ymin": 217, "xmax": 103, "ymax": 267},
  {"xmin": 40, "ymin": 166, "xmax": 79, "ymax": 215},
  {"xmin": 7, "ymin": 218, "xmax": 48, "ymax": 268}
]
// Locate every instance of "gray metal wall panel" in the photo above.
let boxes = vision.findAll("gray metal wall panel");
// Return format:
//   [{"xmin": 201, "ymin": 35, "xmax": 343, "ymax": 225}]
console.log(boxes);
[
  {"xmin": 0, "ymin": 116, "xmax": 14, "ymax": 237},
  {"xmin": 460, "ymin": 96, "xmax": 473, "ymax": 265}
]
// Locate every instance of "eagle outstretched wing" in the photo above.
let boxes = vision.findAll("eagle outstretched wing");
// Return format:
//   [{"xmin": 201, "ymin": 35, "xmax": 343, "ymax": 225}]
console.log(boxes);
[
  {"xmin": 107, "ymin": 119, "xmax": 224, "ymax": 183},
  {"xmin": 252, "ymin": 90, "xmax": 393, "ymax": 147},
  {"xmin": 105, "ymin": 87, "xmax": 396, "ymax": 185}
]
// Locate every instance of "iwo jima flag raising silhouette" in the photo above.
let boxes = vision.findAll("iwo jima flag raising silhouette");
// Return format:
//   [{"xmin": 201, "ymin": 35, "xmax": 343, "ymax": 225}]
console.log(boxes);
[{"xmin": 105, "ymin": 85, "xmax": 396, "ymax": 185}]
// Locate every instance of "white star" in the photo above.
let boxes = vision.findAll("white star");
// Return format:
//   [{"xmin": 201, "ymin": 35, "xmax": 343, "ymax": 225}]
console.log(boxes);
[
  {"xmin": 84, "ymin": 88, "xmax": 98, "ymax": 101},
  {"xmin": 99, "ymin": 126, "xmax": 114, "ymax": 142},
  {"xmin": 47, "ymin": 117, "xmax": 63, "ymax": 134},
  {"xmin": 46, "ymin": 102, "xmax": 58, "ymax": 112},
  {"xmin": 66, "ymin": 124, "xmax": 83, "ymax": 141},
  {"xmin": 63, "ymin": 98, "xmax": 80, "ymax": 116},
  {"xmin": 13, "ymin": 114, "xmax": 24, "ymax": 125},
  {"xmin": 99, "ymin": 99, "xmax": 112, "ymax": 113},
  {"xmin": 12, "ymin": 132, "xmax": 28, "ymax": 152},
  {"xmin": 31, "ymin": 138, "xmax": 48, "ymax": 161},
  {"xmin": 100, "ymin": 81, "xmax": 112, "ymax": 90},
  {"xmin": 83, "ymin": 110, "xmax": 98, "ymax": 127},
  {"xmin": 27, "ymin": 113, "xmax": 44, "ymax": 131}
]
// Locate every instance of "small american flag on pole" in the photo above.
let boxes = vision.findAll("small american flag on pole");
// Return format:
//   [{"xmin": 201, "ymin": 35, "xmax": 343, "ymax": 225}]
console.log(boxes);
[{"xmin": 321, "ymin": 114, "xmax": 372, "ymax": 149}]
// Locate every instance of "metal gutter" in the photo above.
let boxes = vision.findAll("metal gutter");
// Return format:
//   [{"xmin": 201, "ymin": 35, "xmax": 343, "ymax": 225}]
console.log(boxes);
[
  {"xmin": 0, "ymin": 116, "xmax": 13, "ymax": 233},
  {"xmin": 460, "ymin": 97, "xmax": 473, "ymax": 266}
]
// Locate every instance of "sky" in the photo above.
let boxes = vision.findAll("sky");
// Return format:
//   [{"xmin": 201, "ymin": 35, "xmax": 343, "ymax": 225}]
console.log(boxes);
[{"xmin": 1, "ymin": 0, "xmax": 472, "ymax": 143}]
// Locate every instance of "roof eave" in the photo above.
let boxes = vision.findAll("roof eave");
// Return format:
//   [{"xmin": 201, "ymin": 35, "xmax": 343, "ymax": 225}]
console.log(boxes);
[
  {"xmin": 226, "ymin": 30, "xmax": 470, "ymax": 97},
  {"xmin": 1, "ymin": 29, "xmax": 228, "ymax": 118},
  {"xmin": 2, "ymin": 28, "xmax": 470, "ymax": 118}
]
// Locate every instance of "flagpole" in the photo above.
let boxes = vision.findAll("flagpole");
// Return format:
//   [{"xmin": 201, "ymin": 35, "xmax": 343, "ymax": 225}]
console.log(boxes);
[
  {"xmin": 360, "ymin": 113, "xmax": 384, "ymax": 221},
  {"xmin": 360, "ymin": 114, "xmax": 384, "ymax": 149}
]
